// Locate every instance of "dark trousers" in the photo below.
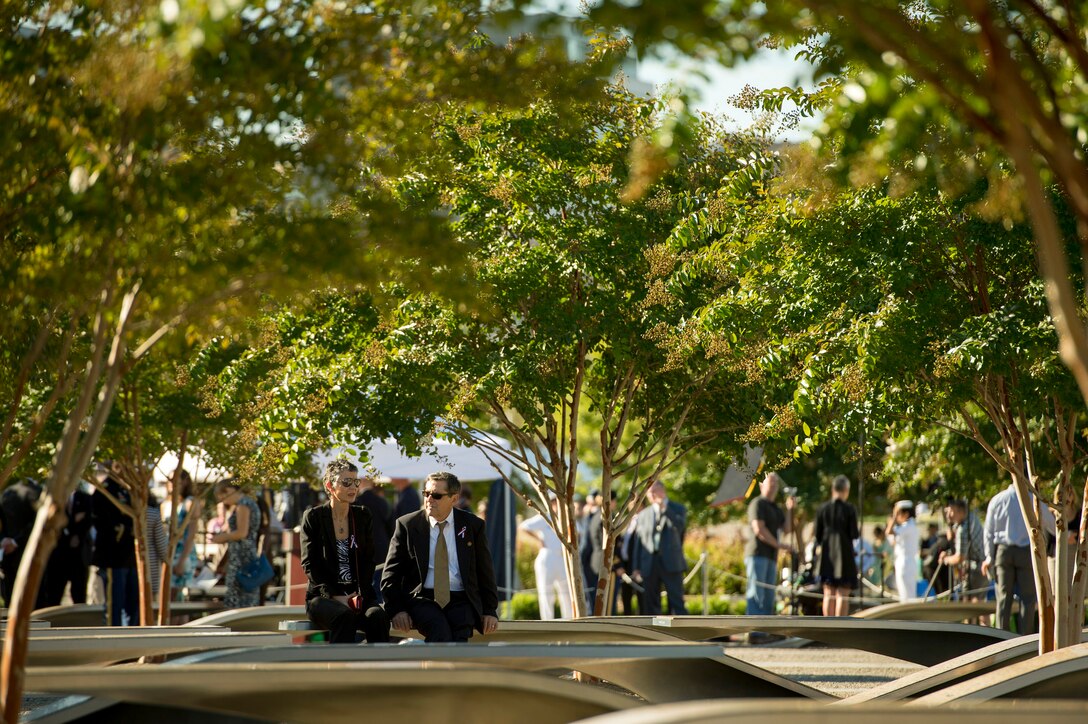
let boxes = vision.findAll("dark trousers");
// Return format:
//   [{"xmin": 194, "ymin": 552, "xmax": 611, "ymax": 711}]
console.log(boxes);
[
  {"xmin": 617, "ymin": 575, "xmax": 638, "ymax": 615},
  {"xmin": 407, "ymin": 589, "xmax": 476, "ymax": 642},
  {"xmin": 43, "ymin": 550, "xmax": 89, "ymax": 606},
  {"xmin": 307, "ymin": 596, "xmax": 390, "ymax": 644},
  {"xmin": 640, "ymin": 556, "xmax": 687, "ymax": 615},
  {"xmin": 995, "ymin": 544, "xmax": 1036, "ymax": 634},
  {"xmin": 100, "ymin": 566, "xmax": 139, "ymax": 626}
]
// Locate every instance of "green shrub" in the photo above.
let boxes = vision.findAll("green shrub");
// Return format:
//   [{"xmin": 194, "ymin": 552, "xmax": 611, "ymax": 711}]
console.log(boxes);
[
  {"xmin": 517, "ymin": 542, "xmax": 537, "ymax": 589},
  {"xmin": 503, "ymin": 591, "xmax": 561, "ymax": 620},
  {"xmin": 685, "ymin": 595, "xmax": 745, "ymax": 615},
  {"xmin": 683, "ymin": 536, "xmax": 747, "ymax": 596}
]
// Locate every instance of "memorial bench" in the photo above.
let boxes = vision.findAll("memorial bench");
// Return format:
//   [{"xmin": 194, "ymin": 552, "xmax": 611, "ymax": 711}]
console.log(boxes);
[
  {"xmin": 573, "ymin": 699, "xmax": 1088, "ymax": 724},
  {"xmin": 26, "ymin": 630, "xmax": 291, "ymax": 666},
  {"xmin": 914, "ymin": 640, "xmax": 1088, "ymax": 704},
  {"xmin": 32, "ymin": 601, "xmax": 223, "ymax": 627},
  {"xmin": 168, "ymin": 641, "xmax": 830, "ymax": 703},
  {"xmin": 24, "ymin": 661, "xmax": 641, "ymax": 724},
  {"xmin": 840, "ymin": 629, "xmax": 1088, "ymax": 703},
  {"xmin": 580, "ymin": 615, "xmax": 1015, "ymax": 666}
]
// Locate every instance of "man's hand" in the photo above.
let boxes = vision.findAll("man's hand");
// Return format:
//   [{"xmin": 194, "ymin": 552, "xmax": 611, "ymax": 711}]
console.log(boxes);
[
  {"xmin": 391, "ymin": 612, "xmax": 413, "ymax": 632},
  {"xmin": 481, "ymin": 615, "xmax": 499, "ymax": 634},
  {"xmin": 631, "ymin": 569, "xmax": 643, "ymax": 583},
  {"xmin": 981, "ymin": 560, "xmax": 991, "ymax": 578},
  {"xmin": 173, "ymin": 561, "xmax": 187, "ymax": 576},
  {"xmin": 1, "ymin": 538, "xmax": 17, "ymax": 554}
]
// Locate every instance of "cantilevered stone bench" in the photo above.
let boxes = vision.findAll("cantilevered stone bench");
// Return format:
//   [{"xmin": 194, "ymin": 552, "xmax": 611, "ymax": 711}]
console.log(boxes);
[
  {"xmin": 1, "ymin": 619, "xmax": 50, "ymax": 630},
  {"xmin": 27, "ymin": 630, "xmax": 292, "ymax": 666},
  {"xmin": 573, "ymin": 699, "xmax": 1088, "ymax": 724},
  {"xmin": 29, "ymin": 625, "xmax": 225, "ymax": 638},
  {"xmin": 853, "ymin": 600, "xmax": 1014, "ymax": 622},
  {"xmin": 187, "ymin": 605, "xmax": 307, "ymax": 631},
  {"xmin": 839, "ymin": 629, "xmax": 1088, "ymax": 703},
  {"xmin": 165, "ymin": 641, "xmax": 830, "ymax": 702},
  {"xmin": 32, "ymin": 601, "xmax": 223, "ymax": 627},
  {"xmin": 24, "ymin": 661, "xmax": 640, "ymax": 724},
  {"xmin": 579, "ymin": 615, "xmax": 1015, "ymax": 666},
  {"xmin": 914, "ymin": 640, "xmax": 1088, "ymax": 703}
]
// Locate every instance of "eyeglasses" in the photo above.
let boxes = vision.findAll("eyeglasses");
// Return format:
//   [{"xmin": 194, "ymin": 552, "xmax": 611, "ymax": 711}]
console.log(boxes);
[
  {"xmin": 422, "ymin": 491, "xmax": 449, "ymax": 500},
  {"xmin": 336, "ymin": 478, "xmax": 362, "ymax": 488}
]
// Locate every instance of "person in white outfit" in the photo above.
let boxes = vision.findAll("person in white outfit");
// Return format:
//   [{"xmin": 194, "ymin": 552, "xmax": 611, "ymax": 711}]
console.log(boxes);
[
  {"xmin": 885, "ymin": 500, "xmax": 920, "ymax": 601},
  {"xmin": 518, "ymin": 496, "xmax": 573, "ymax": 619}
]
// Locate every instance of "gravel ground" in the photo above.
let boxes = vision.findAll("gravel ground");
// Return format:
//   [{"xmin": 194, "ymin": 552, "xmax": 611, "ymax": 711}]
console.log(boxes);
[{"xmin": 726, "ymin": 642, "xmax": 922, "ymax": 698}]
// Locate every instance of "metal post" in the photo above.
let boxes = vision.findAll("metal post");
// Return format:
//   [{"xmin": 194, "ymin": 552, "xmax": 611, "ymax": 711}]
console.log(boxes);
[{"xmin": 702, "ymin": 544, "xmax": 709, "ymax": 614}]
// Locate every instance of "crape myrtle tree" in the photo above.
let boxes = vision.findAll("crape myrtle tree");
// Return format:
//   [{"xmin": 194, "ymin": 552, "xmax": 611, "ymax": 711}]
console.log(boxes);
[
  {"xmin": 590, "ymin": 0, "xmax": 1088, "ymax": 640},
  {"xmin": 202, "ymin": 82, "xmax": 780, "ymax": 615},
  {"xmin": 91, "ymin": 342, "xmax": 233, "ymax": 626},
  {"xmin": 0, "ymin": 2, "xmax": 613, "ymax": 718},
  {"xmin": 729, "ymin": 184, "xmax": 1087, "ymax": 651}
]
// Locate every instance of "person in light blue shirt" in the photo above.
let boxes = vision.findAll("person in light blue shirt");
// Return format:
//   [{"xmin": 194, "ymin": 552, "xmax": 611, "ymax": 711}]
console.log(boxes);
[{"xmin": 981, "ymin": 482, "xmax": 1055, "ymax": 634}]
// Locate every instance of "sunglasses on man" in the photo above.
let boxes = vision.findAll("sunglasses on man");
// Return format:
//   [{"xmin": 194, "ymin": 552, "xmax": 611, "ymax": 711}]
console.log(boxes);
[{"xmin": 423, "ymin": 490, "xmax": 450, "ymax": 500}]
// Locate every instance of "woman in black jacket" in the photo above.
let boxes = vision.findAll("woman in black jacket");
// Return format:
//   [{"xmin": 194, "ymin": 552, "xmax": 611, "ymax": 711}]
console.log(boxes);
[{"xmin": 301, "ymin": 460, "xmax": 390, "ymax": 643}]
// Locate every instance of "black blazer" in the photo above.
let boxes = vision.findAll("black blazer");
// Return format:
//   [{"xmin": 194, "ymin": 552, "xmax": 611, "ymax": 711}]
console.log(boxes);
[
  {"xmin": 300, "ymin": 503, "xmax": 379, "ymax": 603},
  {"xmin": 381, "ymin": 508, "xmax": 498, "ymax": 632}
]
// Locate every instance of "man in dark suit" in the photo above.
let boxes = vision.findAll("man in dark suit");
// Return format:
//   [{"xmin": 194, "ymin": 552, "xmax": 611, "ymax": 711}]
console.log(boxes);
[
  {"xmin": 391, "ymin": 477, "xmax": 422, "ymax": 520},
  {"xmin": 42, "ymin": 484, "xmax": 94, "ymax": 606},
  {"xmin": 1, "ymin": 478, "xmax": 43, "ymax": 607},
  {"xmin": 353, "ymin": 475, "xmax": 393, "ymax": 602},
  {"xmin": 382, "ymin": 471, "xmax": 499, "ymax": 642},
  {"xmin": 631, "ymin": 479, "xmax": 688, "ymax": 615}
]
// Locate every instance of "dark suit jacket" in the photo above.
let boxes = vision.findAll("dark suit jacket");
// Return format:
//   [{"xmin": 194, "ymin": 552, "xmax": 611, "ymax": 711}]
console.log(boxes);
[
  {"xmin": 631, "ymin": 499, "xmax": 687, "ymax": 574},
  {"xmin": 381, "ymin": 508, "xmax": 498, "ymax": 632},
  {"xmin": 580, "ymin": 510, "xmax": 605, "ymax": 577},
  {"xmin": 354, "ymin": 489, "xmax": 393, "ymax": 563},
  {"xmin": 300, "ymin": 503, "xmax": 380, "ymax": 603}
]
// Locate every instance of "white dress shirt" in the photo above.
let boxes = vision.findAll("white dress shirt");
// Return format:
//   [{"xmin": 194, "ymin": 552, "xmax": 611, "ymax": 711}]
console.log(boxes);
[{"xmin": 425, "ymin": 513, "xmax": 464, "ymax": 591}]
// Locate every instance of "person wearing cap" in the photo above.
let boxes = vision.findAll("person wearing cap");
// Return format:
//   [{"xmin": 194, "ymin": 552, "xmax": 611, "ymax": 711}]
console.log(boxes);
[{"xmin": 885, "ymin": 500, "xmax": 920, "ymax": 601}]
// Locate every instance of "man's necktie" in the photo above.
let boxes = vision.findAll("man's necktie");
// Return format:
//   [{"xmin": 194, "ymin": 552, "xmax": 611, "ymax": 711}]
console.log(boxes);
[{"xmin": 434, "ymin": 521, "xmax": 450, "ymax": 608}]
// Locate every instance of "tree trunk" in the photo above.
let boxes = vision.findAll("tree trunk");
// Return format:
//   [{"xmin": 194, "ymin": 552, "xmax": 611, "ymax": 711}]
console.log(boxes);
[
  {"xmin": 1011, "ymin": 471, "xmax": 1056, "ymax": 653},
  {"xmin": 131, "ymin": 510, "xmax": 154, "ymax": 627},
  {"xmin": 158, "ymin": 438, "xmax": 187, "ymax": 624},
  {"xmin": 561, "ymin": 537, "xmax": 587, "ymax": 618},
  {"xmin": 593, "ymin": 531, "xmax": 618, "ymax": 616}
]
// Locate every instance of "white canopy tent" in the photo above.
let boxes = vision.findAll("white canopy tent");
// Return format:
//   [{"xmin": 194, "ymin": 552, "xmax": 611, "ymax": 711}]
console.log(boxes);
[
  {"xmin": 313, "ymin": 436, "xmax": 514, "ymax": 481},
  {"xmin": 152, "ymin": 448, "xmax": 232, "ymax": 485}
]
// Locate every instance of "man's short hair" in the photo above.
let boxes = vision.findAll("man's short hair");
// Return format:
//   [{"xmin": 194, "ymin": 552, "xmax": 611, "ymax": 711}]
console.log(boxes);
[
  {"xmin": 323, "ymin": 459, "xmax": 358, "ymax": 487},
  {"xmin": 831, "ymin": 475, "xmax": 850, "ymax": 494},
  {"xmin": 426, "ymin": 471, "xmax": 461, "ymax": 495},
  {"xmin": 950, "ymin": 499, "xmax": 968, "ymax": 513}
]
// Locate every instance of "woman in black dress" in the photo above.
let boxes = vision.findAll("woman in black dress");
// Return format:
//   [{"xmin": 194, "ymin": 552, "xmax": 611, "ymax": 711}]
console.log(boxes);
[
  {"xmin": 814, "ymin": 475, "xmax": 859, "ymax": 616},
  {"xmin": 300, "ymin": 459, "xmax": 390, "ymax": 643}
]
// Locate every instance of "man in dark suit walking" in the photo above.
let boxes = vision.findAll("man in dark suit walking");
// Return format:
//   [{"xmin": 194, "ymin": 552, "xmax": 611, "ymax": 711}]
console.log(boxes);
[
  {"xmin": 631, "ymin": 479, "xmax": 688, "ymax": 615},
  {"xmin": 382, "ymin": 471, "xmax": 500, "ymax": 642}
]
